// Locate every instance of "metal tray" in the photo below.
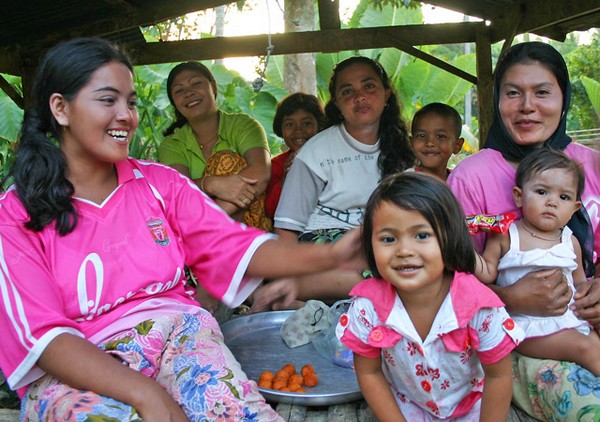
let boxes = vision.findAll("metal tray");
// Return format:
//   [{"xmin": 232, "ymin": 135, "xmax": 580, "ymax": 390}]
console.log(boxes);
[{"xmin": 221, "ymin": 310, "xmax": 362, "ymax": 406}]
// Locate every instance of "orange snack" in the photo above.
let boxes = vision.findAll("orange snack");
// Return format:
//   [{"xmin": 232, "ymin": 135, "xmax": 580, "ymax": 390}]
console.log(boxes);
[
  {"xmin": 259, "ymin": 371, "xmax": 274, "ymax": 382},
  {"xmin": 300, "ymin": 365, "xmax": 314, "ymax": 377},
  {"xmin": 275, "ymin": 369, "xmax": 290, "ymax": 380},
  {"xmin": 289, "ymin": 374, "xmax": 303, "ymax": 385},
  {"xmin": 258, "ymin": 379, "xmax": 272, "ymax": 389},
  {"xmin": 282, "ymin": 363, "xmax": 296, "ymax": 375},
  {"xmin": 257, "ymin": 363, "xmax": 318, "ymax": 393},
  {"xmin": 272, "ymin": 379, "xmax": 287, "ymax": 390},
  {"xmin": 304, "ymin": 373, "xmax": 319, "ymax": 387},
  {"xmin": 288, "ymin": 382, "xmax": 303, "ymax": 392}
]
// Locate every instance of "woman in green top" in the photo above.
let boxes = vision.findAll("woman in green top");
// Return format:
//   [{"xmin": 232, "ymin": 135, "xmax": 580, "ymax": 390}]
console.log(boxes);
[{"xmin": 159, "ymin": 62, "xmax": 271, "ymax": 231}]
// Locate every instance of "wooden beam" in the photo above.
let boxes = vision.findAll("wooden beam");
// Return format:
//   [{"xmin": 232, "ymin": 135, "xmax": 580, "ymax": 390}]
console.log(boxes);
[
  {"xmin": 131, "ymin": 22, "xmax": 484, "ymax": 64},
  {"xmin": 490, "ymin": 0, "xmax": 600, "ymax": 42},
  {"xmin": 318, "ymin": 0, "xmax": 341, "ymax": 30},
  {"xmin": 475, "ymin": 28, "xmax": 493, "ymax": 148},
  {"xmin": 10, "ymin": 0, "xmax": 238, "ymax": 55},
  {"xmin": 387, "ymin": 40, "xmax": 476, "ymax": 84},
  {"xmin": 0, "ymin": 75, "xmax": 24, "ymax": 110}
]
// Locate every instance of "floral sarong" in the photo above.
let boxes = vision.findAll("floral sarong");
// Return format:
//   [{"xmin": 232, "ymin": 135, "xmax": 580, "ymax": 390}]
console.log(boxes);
[
  {"xmin": 512, "ymin": 352, "xmax": 600, "ymax": 421},
  {"xmin": 21, "ymin": 311, "xmax": 282, "ymax": 421}
]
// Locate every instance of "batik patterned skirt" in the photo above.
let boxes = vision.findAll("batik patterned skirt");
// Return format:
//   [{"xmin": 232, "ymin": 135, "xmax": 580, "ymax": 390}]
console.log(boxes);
[{"xmin": 21, "ymin": 311, "xmax": 283, "ymax": 421}]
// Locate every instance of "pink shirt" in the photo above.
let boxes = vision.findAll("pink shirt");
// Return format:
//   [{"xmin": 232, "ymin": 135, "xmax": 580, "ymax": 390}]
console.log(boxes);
[
  {"xmin": 0, "ymin": 158, "xmax": 274, "ymax": 393},
  {"xmin": 337, "ymin": 273, "xmax": 523, "ymax": 419},
  {"xmin": 448, "ymin": 144, "xmax": 600, "ymax": 257}
]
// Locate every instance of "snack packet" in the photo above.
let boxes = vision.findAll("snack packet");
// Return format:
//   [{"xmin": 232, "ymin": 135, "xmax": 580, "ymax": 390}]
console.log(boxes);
[{"xmin": 466, "ymin": 212, "xmax": 516, "ymax": 235}]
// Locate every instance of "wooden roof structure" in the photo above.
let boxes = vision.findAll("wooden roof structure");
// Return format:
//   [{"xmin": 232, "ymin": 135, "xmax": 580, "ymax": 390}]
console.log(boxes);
[{"xmin": 0, "ymin": 0, "xmax": 598, "ymax": 141}]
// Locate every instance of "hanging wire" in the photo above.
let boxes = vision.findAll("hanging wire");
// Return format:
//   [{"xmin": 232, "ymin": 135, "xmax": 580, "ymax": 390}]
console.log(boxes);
[{"xmin": 252, "ymin": 0, "xmax": 275, "ymax": 92}]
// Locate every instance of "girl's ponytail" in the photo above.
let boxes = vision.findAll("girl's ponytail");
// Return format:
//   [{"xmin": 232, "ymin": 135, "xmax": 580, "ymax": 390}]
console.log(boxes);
[{"xmin": 13, "ymin": 109, "xmax": 77, "ymax": 235}]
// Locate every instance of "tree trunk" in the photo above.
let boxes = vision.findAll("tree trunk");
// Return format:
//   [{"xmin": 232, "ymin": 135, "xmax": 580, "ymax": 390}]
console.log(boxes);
[
  {"xmin": 284, "ymin": 0, "xmax": 317, "ymax": 96},
  {"xmin": 214, "ymin": 5, "xmax": 226, "ymax": 66}
]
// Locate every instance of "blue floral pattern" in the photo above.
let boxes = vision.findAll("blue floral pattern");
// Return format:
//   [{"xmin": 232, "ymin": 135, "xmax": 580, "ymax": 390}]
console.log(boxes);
[{"xmin": 512, "ymin": 353, "xmax": 600, "ymax": 421}]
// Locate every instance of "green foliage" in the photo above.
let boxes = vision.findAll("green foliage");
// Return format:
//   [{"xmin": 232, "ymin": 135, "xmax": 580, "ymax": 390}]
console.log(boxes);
[
  {"xmin": 0, "ymin": 74, "xmax": 22, "ymax": 181},
  {"xmin": 563, "ymin": 30, "xmax": 600, "ymax": 129},
  {"xmin": 581, "ymin": 76, "xmax": 600, "ymax": 119},
  {"xmin": 365, "ymin": 0, "xmax": 420, "ymax": 11}
]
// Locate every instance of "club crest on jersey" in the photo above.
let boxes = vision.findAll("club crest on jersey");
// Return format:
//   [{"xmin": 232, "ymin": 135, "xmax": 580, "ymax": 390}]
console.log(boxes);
[{"xmin": 147, "ymin": 218, "xmax": 169, "ymax": 246}]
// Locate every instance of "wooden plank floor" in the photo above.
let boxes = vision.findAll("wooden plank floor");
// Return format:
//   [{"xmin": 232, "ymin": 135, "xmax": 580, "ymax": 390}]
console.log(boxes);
[
  {"xmin": 0, "ymin": 403, "xmax": 539, "ymax": 421},
  {"xmin": 273, "ymin": 402, "xmax": 540, "ymax": 422},
  {"xmin": 275, "ymin": 400, "xmax": 377, "ymax": 422}
]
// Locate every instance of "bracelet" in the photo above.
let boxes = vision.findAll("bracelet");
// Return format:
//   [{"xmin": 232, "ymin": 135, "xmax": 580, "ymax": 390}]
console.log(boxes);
[{"xmin": 200, "ymin": 177, "xmax": 207, "ymax": 192}]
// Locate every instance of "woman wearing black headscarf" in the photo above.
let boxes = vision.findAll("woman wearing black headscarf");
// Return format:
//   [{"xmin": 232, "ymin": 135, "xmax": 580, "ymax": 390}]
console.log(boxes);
[{"xmin": 448, "ymin": 41, "xmax": 600, "ymax": 420}]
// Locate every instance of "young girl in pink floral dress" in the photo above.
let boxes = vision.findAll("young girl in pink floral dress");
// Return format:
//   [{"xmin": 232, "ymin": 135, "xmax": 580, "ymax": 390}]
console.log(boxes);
[{"xmin": 337, "ymin": 173, "xmax": 524, "ymax": 421}]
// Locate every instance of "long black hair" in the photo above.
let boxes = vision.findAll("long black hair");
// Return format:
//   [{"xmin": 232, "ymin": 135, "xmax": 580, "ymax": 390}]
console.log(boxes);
[
  {"xmin": 324, "ymin": 56, "xmax": 414, "ymax": 179},
  {"xmin": 8, "ymin": 37, "xmax": 133, "ymax": 235},
  {"xmin": 163, "ymin": 61, "xmax": 217, "ymax": 137},
  {"xmin": 362, "ymin": 172, "xmax": 475, "ymax": 279}
]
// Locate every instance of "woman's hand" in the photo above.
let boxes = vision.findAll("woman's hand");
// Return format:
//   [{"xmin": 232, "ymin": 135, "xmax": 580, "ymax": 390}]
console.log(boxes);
[
  {"xmin": 203, "ymin": 174, "xmax": 257, "ymax": 209},
  {"xmin": 572, "ymin": 277, "xmax": 600, "ymax": 330},
  {"xmin": 250, "ymin": 278, "xmax": 299, "ymax": 312},
  {"xmin": 132, "ymin": 379, "xmax": 189, "ymax": 422},
  {"xmin": 330, "ymin": 228, "xmax": 366, "ymax": 272},
  {"xmin": 496, "ymin": 268, "xmax": 571, "ymax": 316},
  {"xmin": 38, "ymin": 333, "xmax": 189, "ymax": 422}
]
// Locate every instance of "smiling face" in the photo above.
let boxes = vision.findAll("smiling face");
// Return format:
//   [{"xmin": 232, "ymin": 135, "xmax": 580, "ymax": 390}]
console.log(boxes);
[
  {"xmin": 169, "ymin": 69, "xmax": 218, "ymax": 121},
  {"xmin": 498, "ymin": 61, "xmax": 563, "ymax": 147},
  {"xmin": 333, "ymin": 62, "xmax": 391, "ymax": 136},
  {"xmin": 371, "ymin": 201, "xmax": 447, "ymax": 298},
  {"xmin": 513, "ymin": 167, "xmax": 581, "ymax": 235},
  {"xmin": 281, "ymin": 109, "xmax": 320, "ymax": 153},
  {"xmin": 56, "ymin": 61, "xmax": 138, "ymax": 168},
  {"xmin": 410, "ymin": 113, "xmax": 463, "ymax": 177}
]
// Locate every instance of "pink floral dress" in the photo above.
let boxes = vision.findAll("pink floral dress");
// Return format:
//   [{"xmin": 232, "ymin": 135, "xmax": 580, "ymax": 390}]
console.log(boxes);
[{"xmin": 337, "ymin": 273, "xmax": 524, "ymax": 420}]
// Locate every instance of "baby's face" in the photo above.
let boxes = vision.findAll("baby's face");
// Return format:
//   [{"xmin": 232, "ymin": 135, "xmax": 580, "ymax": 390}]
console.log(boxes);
[
  {"xmin": 515, "ymin": 168, "xmax": 582, "ymax": 232},
  {"xmin": 410, "ymin": 114, "xmax": 463, "ymax": 173}
]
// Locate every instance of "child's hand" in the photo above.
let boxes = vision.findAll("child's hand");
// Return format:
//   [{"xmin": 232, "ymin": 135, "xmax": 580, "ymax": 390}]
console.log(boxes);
[{"xmin": 250, "ymin": 278, "xmax": 299, "ymax": 312}]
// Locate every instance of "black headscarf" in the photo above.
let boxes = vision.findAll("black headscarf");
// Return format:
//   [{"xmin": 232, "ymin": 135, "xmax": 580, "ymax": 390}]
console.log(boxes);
[{"xmin": 484, "ymin": 42, "xmax": 595, "ymax": 277}]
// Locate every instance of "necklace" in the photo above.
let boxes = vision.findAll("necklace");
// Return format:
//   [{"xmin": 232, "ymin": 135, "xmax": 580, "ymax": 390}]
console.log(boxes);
[
  {"xmin": 197, "ymin": 132, "xmax": 218, "ymax": 150},
  {"xmin": 520, "ymin": 220, "xmax": 562, "ymax": 242}
]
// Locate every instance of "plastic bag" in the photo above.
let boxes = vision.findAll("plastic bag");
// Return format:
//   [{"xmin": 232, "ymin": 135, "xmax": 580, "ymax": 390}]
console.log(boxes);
[
  {"xmin": 280, "ymin": 300, "xmax": 330, "ymax": 348},
  {"xmin": 311, "ymin": 299, "xmax": 354, "ymax": 368}
]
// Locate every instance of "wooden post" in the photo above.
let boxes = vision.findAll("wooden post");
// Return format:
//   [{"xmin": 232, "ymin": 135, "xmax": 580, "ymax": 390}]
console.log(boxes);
[{"xmin": 475, "ymin": 28, "xmax": 493, "ymax": 149}]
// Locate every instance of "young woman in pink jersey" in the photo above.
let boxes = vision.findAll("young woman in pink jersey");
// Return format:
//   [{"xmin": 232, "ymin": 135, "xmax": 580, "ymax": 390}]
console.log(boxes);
[{"xmin": 0, "ymin": 37, "xmax": 363, "ymax": 421}]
